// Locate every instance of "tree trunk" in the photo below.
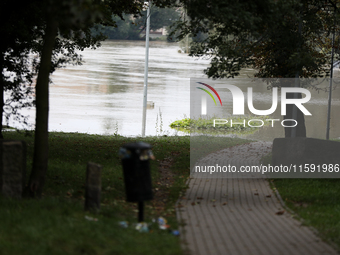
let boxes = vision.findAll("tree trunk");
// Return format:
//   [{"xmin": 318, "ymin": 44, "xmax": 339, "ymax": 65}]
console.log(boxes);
[
  {"xmin": 26, "ymin": 16, "xmax": 58, "ymax": 198},
  {"xmin": 279, "ymin": 79, "xmax": 307, "ymax": 138},
  {"xmin": 283, "ymin": 92, "xmax": 307, "ymax": 138}
]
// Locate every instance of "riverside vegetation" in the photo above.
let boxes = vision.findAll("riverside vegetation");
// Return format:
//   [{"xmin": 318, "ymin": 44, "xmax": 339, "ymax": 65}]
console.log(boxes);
[{"xmin": 170, "ymin": 116, "xmax": 270, "ymax": 135}]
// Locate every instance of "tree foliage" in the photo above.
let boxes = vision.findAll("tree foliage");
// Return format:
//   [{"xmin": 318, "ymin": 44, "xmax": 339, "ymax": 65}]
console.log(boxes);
[
  {"xmin": 0, "ymin": 0, "xmax": 43, "ymax": 136},
  {"xmin": 173, "ymin": 0, "xmax": 338, "ymax": 79},
  {"xmin": 140, "ymin": 5, "xmax": 181, "ymax": 31},
  {"xmin": 172, "ymin": 0, "xmax": 339, "ymax": 137},
  {"xmin": 96, "ymin": 6, "xmax": 180, "ymax": 40}
]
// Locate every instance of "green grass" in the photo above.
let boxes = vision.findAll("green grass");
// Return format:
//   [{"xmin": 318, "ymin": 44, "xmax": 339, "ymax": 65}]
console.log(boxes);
[
  {"xmin": 2, "ymin": 125, "xmax": 15, "ymax": 130},
  {"xmin": 0, "ymin": 131, "xmax": 249, "ymax": 255},
  {"xmin": 273, "ymin": 179, "xmax": 340, "ymax": 248},
  {"xmin": 0, "ymin": 197, "xmax": 183, "ymax": 255},
  {"xmin": 261, "ymin": 152, "xmax": 340, "ymax": 249},
  {"xmin": 1, "ymin": 131, "xmax": 189, "ymax": 255}
]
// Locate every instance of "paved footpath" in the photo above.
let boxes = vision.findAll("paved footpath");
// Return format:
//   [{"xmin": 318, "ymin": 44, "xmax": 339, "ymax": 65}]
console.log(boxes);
[{"xmin": 176, "ymin": 141, "xmax": 339, "ymax": 255}]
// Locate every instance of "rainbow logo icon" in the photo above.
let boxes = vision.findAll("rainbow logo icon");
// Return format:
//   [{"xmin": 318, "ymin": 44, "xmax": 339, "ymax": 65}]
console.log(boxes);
[
  {"xmin": 196, "ymin": 82, "xmax": 222, "ymax": 106},
  {"xmin": 196, "ymin": 82, "xmax": 222, "ymax": 115},
  {"xmin": 196, "ymin": 82, "xmax": 223, "ymax": 106}
]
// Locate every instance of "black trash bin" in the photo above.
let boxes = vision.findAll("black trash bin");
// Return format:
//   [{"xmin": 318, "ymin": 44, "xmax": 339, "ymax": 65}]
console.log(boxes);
[{"xmin": 119, "ymin": 142, "xmax": 154, "ymax": 203}]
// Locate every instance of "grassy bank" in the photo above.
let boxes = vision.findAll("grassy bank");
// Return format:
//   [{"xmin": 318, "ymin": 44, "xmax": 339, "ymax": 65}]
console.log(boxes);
[
  {"xmin": 273, "ymin": 179, "xmax": 340, "ymax": 249},
  {"xmin": 0, "ymin": 131, "xmax": 249, "ymax": 255},
  {"xmin": 261, "ymin": 153, "xmax": 340, "ymax": 250}
]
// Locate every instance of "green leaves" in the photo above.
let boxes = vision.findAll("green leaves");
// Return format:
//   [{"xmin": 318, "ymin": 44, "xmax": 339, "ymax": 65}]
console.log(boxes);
[{"xmin": 173, "ymin": 0, "xmax": 338, "ymax": 79}]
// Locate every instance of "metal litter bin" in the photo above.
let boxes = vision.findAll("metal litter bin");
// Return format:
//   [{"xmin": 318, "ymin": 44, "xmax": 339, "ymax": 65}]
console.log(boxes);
[{"xmin": 119, "ymin": 142, "xmax": 154, "ymax": 221}]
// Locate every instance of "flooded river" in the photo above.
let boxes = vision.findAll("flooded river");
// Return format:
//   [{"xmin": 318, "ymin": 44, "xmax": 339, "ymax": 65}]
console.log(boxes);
[{"xmin": 7, "ymin": 40, "xmax": 340, "ymax": 140}]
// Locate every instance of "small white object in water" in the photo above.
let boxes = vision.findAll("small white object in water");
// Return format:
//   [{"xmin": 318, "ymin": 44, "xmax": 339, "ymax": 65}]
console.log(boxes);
[{"xmin": 147, "ymin": 101, "xmax": 154, "ymax": 109}]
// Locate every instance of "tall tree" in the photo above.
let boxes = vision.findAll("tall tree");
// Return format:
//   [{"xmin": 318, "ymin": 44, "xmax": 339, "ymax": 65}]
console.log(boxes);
[
  {"xmin": 26, "ymin": 0, "xmax": 139, "ymax": 197},
  {"xmin": 29, "ymin": 14, "xmax": 58, "ymax": 196},
  {"xmin": 25, "ymin": 0, "xmax": 177, "ymax": 197},
  {"xmin": 172, "ymin": 0, "xmax": 338, "ymax": 137}
]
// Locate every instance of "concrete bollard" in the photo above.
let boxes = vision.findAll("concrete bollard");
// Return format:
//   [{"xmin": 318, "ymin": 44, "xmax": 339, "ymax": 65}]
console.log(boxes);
[
  {"xmin": 0, "ymin": 140, "xmax": 26, "ymax": 199},
  {"xmin": 84, "ymin": 162, "xmax": 102, "ymax": 211}
]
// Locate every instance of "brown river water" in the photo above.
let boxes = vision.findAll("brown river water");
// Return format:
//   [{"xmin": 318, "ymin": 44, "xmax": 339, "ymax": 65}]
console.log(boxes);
[{"xmin": 7, "ymin": 40, "xmax": 340, "ymax": 140}]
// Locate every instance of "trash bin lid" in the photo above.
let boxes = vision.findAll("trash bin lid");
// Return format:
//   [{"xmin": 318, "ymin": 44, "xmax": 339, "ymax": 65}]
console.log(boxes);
[{"xmin": 122, "ymin": 142, "xmax": 152, "ymax": 151}]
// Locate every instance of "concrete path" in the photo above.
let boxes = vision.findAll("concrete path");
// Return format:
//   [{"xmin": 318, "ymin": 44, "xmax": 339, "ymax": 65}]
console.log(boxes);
[{"xmin": 176, "ymin": 142, "xmax": 339, "ymax": 255}]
